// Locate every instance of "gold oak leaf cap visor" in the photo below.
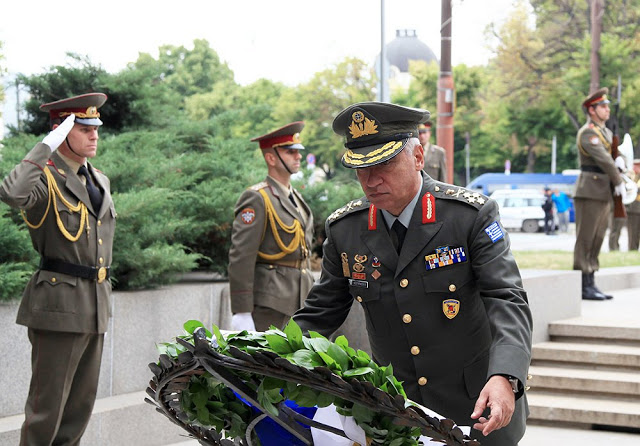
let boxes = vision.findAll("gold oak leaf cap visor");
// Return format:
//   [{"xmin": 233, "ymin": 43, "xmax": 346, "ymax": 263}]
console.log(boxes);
[{"xmin": 333, "ymin": 102, "xmax": 430, "ymax": 168}]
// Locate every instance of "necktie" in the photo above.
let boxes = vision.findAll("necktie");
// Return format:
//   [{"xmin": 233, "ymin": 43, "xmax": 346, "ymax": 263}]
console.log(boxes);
[
  {"xmin": 288, "ymin": 192, "xmax": 298, "ymax": 208},
  {"xmin": 391, "ymin": 220, "xmax": 407, "ymax": 253},
  {"xmin": 78, "ymin": 165, "xmax": 103, "ymax": 212}
]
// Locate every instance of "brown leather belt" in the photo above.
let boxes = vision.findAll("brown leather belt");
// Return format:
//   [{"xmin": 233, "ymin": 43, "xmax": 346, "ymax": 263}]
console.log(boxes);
[
  {"xmin": 257, "ymin": 258, "xmax": 307, "ymax": 269},
  {"xmin": 40, "ymin": 257, "xmax": 110, "ymax": 283}
]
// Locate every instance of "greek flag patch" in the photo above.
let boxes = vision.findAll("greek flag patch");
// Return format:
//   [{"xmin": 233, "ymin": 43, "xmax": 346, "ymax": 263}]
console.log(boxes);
[{"xmin": 484, "ymin": 221, "xmax": 504, "ymax": 243}]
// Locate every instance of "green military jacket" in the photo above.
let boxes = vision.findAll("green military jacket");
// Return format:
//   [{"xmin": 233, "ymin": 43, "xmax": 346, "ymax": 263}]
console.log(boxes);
[
  {"xmin": 0, "ymin": 143, "xmax": 116, "ymax": 334},
  {"xmin": 422, "ymin": 142, "xmax": 447, "ymax": 183},
  {"xmin": 228, "ymin": 176, "xmax": 314, "ymax": 316},
  {"xmin": 294, "ymin": 175, "xmax": 532, "ymax": 445},
  {"xmin": 575, "ymin": 120, "xmax": 621, "ymax": 202}
]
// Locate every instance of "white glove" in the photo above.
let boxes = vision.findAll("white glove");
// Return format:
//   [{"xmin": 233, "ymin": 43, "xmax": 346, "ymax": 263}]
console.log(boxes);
[
  {"xmin": 42, "ymin": 114, "xmax": 75, "ymax": 151},
  {"xmin": 614, "ymin": 181, "xmax": 627, "ymax": 199},
  {"xmin": 231, "ymin": 312, "xmax": 256, "ymax": 331},
  {"xmin": 614, "ymin": 156, "xmax": 626, "ymax": 172}
]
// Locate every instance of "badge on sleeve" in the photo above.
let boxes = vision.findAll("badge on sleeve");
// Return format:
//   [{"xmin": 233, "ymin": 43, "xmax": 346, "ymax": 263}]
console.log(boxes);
[
  {"xmin": 589, "ymin": 136, "xmax": 599, "ymax": 145},
  {"xmin": 484, "ymin": 221, "xmax": 504, "ymax": 243},
  {"xmin": 241, "ymin": 208, "xmax": 256, "ymax": 224}
]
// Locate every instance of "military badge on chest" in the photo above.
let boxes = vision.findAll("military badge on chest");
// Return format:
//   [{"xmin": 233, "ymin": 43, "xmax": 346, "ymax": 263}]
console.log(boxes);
[{"xmin": 443, "ymin": 299, "xmax": 460, "ymax": 319}]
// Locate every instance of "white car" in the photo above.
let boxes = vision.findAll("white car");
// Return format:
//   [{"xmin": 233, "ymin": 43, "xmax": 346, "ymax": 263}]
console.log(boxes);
[{"xmin": 490, "ymin": 189, "xmax": 548, "ymax": 233}]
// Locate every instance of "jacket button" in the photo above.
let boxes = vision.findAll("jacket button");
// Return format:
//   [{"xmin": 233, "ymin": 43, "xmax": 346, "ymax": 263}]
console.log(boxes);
[
  {"xmin": 411, "ymin": 346, "xmax": 420, "ymax": 355},
  {"xmin": 418, "ymin": 377, "xmax": 428, "ymax": 386},
  {"xmin": 449, "ymin": 284, "xmax": 456, "ymax": 292},
  {"xmin": 51, "ymin": 277, "xmax": 57, "ymax": 283},
  {"xmin": 98, "ymin": 238, "xmax": 103, "ymax": 245},
  {"xmin": 356, "ymin": 296, "xmax": 363, "ymax": 303},
  {"xmin": 402, "ymin": 314, "xmax": 412, "ymax": 323},
  {"xmin": 301, "ymin": 268, "xmax": 306, "ymax": 274},
  {"xmin": 97, "ymin": 220, "xmax": 102, "ymax": 226},
  {"xmin": 527, "ymin": 374, "xmax": 533, "ymax": 381},
  {"xmin": 99, "ymin": 257, "xmax": 104, "ymax": 264},
  {"xmin": 400, "ymin": 278, "xmax": 409, "ymax": 288}
]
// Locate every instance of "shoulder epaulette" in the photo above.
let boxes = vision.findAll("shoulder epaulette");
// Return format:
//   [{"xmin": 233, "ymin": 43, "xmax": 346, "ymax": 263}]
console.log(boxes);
[
  {"xmin": 248, "ymin": 181, "xmax": 268, "ymax": 191},
  {"xmin": 327, "ymin": 198, "xmax": 369, "ymax": 223},
  {"xmin": 430, "ymin": 183, "xmax": 488, "ymax": 210}
]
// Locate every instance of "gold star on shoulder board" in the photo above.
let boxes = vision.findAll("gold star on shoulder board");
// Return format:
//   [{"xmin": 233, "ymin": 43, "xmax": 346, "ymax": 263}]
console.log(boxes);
[
  {"xmin": 477, "ymin": 197, "xmax": 486, "ymax": 205},
  {"xmin": 468, "ymin": 196, "xmax": 477, "ymax": 204}
]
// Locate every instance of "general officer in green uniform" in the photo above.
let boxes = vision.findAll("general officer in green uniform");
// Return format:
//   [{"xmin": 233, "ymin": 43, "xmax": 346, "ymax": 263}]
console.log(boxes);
[
  {"xmin": 228, "ymin": 122, "xmax": 314, "ymax": 332},
  {"xmin": 573, "ymin": 88, "xmax": 626, "ymax": 300},
  {"xmin": 0, "ymin": 93, "xmax": 116, "ymax": 445},
  {"xmin": 293, "ymin": 102, "xmax": 532, "ymax": 446},
  {"xmin": 418, "ymin": 121, "xmax": 447, "ymax": 182}
]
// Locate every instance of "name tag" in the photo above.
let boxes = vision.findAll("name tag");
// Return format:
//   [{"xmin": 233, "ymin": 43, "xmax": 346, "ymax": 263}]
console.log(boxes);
[{"xmin": 348, "ymin": 279, "xmax": 369, "ymax": 288}]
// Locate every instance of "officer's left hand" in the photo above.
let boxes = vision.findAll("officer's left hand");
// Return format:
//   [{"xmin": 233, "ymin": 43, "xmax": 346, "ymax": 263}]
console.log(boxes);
[
  {"xmin": 470, "ymin": 375, "xmax": 515, "ymax": 437},
  {"xmin": 614, "ymin": 181, "xmax": 627, "ymax": 199}
]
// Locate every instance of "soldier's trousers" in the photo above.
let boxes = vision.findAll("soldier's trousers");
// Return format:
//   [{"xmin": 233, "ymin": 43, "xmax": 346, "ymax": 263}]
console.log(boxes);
[
  {"xmin": 629, "ymin": 213, "xmax": 640, "ymax": 250},
  {"xmin": 573, "ymin": 198, "xmax": 611, "ymax": 274},
  {"xmin": 21, "ymin": 329, "xmax": 104, "ymax": 446}
]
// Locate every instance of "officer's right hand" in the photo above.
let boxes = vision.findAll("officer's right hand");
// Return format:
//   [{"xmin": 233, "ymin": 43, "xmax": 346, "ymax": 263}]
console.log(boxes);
[
  {"xmin": 42, "ymin": 114, "xmax": 75, "ymax": 151},
  {"xmin": 231, "ymin": 312, "xmax": 256, "ymax": 331},
  {"xmin": 614, "ymin": 181, "xmax": 627, "ymax": 199}
]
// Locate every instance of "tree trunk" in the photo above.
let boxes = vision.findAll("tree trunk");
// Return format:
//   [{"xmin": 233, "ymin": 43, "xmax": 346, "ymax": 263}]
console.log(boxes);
[{"xmin": 590, "ymin": 0, "xmax": 604, "ymax": 93}]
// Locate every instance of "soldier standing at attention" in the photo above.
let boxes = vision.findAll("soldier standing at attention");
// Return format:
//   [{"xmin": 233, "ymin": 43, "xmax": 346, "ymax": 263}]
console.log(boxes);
[
  {"xmin": 418, "ymin": 121, "xmax": 447, "ymax": 182},
  {"xmin": 0, "ymin": 93, "xmax": 115, "ymax": 445},
  {"xmin": 293, "ymin": 102, "xmax": 532, "ymax": 446},
  {"xmin": 228, "ymin": 122, "xmax": 314, "ymax": 332},
  {"xmin": 574, "ymin": 88, "xmax": 627, "ymax": 300}
]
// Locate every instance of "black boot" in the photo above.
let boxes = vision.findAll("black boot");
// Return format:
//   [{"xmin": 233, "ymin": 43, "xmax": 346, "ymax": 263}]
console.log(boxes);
[
  {"xmin": 582, "ymin": 274, "xmax": 606, "ymax": 300},
  {"xmin": 590, "ymin": 272, "xmax": 613, "ymax": 300}
]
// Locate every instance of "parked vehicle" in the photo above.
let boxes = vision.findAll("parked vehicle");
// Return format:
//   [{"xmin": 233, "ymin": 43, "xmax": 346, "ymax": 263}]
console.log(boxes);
[
  {"xmin": 490, "ymin": 189, "xmax": 547, "ymax": 233},
  {"xmin": 468, "ymin": 172, "xmax": 577, "ymax": 221}
]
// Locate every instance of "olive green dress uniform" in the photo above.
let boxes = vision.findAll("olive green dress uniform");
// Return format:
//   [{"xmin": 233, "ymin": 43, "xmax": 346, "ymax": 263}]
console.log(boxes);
[
  {"xmin": 423, "ymin": 142, "xmax": 448, "ymax": 182},
  {"xmin": 0, "ymin": 94, "xmax": 115, "ymax": 445},
  {"xmin": 294, "ymin": 102, "xmax": 532, "ymax": 446},
  {"xmin": 573, "ymin": 120, "xmax": 621, "ymax": 273},
  {"xmin": 228, "ymin": 176, "xmax": 314, "ymax": 330}
]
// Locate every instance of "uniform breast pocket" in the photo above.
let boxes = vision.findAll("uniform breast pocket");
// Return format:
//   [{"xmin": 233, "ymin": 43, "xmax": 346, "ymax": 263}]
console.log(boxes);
[
  {"xmin": 348, "ymin": 281, "xmax": 388, "ymax": 332},
  {"xmin": 422, "ymin": 267, "xmax": 475, "ymax": 322},
  {"xmin": 57, "ymin": 207, "xmax": 82, "ymax": 234}
]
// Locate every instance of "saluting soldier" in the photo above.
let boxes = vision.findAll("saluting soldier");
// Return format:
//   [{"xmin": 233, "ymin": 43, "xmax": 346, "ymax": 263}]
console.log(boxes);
[
  {"xmin": 293, "ymin": 102, "xmax": 532, "ymax": 446},
  {"xmin": 418, "ymin": 121, "xmax": 447, "ymax": 182},
  {"xmin": 573, "ymin": 88, "xmax": 627, "ymax": 300},
  {"xmin": 228, "ymin": 122, "xmax": 314, "ymax": 332},
  {"xmin": 0, "ymin": 93, "xmax": 115, "ymax": 445}
]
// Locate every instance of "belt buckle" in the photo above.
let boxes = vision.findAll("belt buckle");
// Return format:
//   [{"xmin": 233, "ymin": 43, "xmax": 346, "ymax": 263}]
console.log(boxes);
[{"xmin": 97, "ymin": 267, "xmax": 107, "ymax": 284}]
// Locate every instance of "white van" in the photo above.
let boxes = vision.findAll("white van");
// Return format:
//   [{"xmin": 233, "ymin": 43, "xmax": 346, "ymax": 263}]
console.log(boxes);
[{"xmin": 490, "ymin": 189, "xmax": 547, "ymax": 233}]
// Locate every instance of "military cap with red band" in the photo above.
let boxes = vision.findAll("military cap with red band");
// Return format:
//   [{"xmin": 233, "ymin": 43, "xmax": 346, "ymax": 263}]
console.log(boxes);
[
  {"xmin": 582, "ymin": 87, "xmax": 610, "ymax": 110},
  {"xmin": 40, "ymin": 92, "xmax": 107, "ymax": 126},
  {"xmin": 251, "ymin": 121, "xmax": 305, "ymax": 150}
]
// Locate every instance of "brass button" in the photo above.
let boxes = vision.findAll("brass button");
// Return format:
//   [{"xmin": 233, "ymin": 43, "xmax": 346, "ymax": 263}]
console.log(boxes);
[
  {"xmin": 99, "ymin": 257, "xmax": 104, "ymax": 264},
  {"xmin": 98, "ymin": 239, "xmax": 103, "ymax": 245},
  {"xmin": 356, "ymin": 296, "xmax": 363, "ymax": 303},
  {"xmin": 448, "ymin": 284, "xmax": 456, "ymax": 292},
  {"xmin": 593, "ymin": 175, "xmax": 598, "ymax": 180},
  {"xmin": 527, "ymin": 374, "xmax": 533, "ymax": 381},
  {"xmin": 97, "ymin": 220, "xmax": 102, "ymax": 226},
  {"xmin": 418, "ymin": 377, "xmax": 428, "ymax": 386},
  {"xmin": 400, "ymin": 278, "xmax": 409, "ymax": 288},
  {"xmin": 411, "ymin": 346, "xmax": 420, "ymax": 355},
  {"xmin": 402, "ymin": 314, "xmax": 412, "ymax": 323},
  {"xmin": 525, "ymin": 386, "xmax": 531, "ymax": 391},
  {"xmin": 435, "ymin": 186, "xmax": 440, "ymax": 192},
  {"xmin": 51, "ymin": 277, "xmax": 57, "ymax": 283},
  {"xmin": 301, "ymin": 268, "xmax": 306, "ymax": 274}
]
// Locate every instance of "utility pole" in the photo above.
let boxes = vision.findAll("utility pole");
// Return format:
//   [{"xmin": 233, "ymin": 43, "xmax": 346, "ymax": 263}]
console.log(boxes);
[
  {"xmin": 379, "ymin": 0, "xmax": 389, "ymax": 102},
  {"xmin": 590, "ymin": 0, "xmax": 604, "ymax": 93},
  {"xmin": 437, "ymin": 0, "xmax": 455, "ymax": 183}
]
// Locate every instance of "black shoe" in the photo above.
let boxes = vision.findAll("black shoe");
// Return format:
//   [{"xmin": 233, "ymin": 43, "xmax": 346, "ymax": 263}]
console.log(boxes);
[
  {"xmin": 589, "ymin": 273, "xmax": 613, "ymax": 299},
  {"xmin": 592, "ymin": 285, "xmax": 613, "ymax": 300},
  {"xmin": 582, "ymin": 286, "xmax": 606, "ymax": 300}
]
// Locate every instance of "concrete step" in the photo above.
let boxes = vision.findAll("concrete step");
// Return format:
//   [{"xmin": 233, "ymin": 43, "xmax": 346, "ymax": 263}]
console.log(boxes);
[
  {"xmin": 549, "ymin": 319, "xmax": 640, "ymax": 344},
  {"xmin": 527, "ymin": 391, "xmax": 640, "ymax": 429},
  {"xmin": 0, "ymin": 391, "xmax": 193, "ymax": 446},
  {"xmin": 532, "ymin": 341, "xmax": 640, "ymax": 369},
  {"xmin": 528, "ymin": 365, "xmax": 640, "ymax": 397}
]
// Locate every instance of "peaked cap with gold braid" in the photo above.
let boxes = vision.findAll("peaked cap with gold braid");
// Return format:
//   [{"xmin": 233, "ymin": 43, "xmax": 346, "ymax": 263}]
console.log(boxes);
[
  {"xmin": 40, "ymin": 92, "xmax": 107, "ymax": 126},
  {"xmin": 332, "ymin": 102, "xmax": 430, "ymax": 168}
]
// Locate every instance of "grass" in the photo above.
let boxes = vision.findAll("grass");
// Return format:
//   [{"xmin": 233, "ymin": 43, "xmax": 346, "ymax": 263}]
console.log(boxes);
[{"xmin": 512, "ymin": 250, "xmax": 640, "ymax": 270}]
